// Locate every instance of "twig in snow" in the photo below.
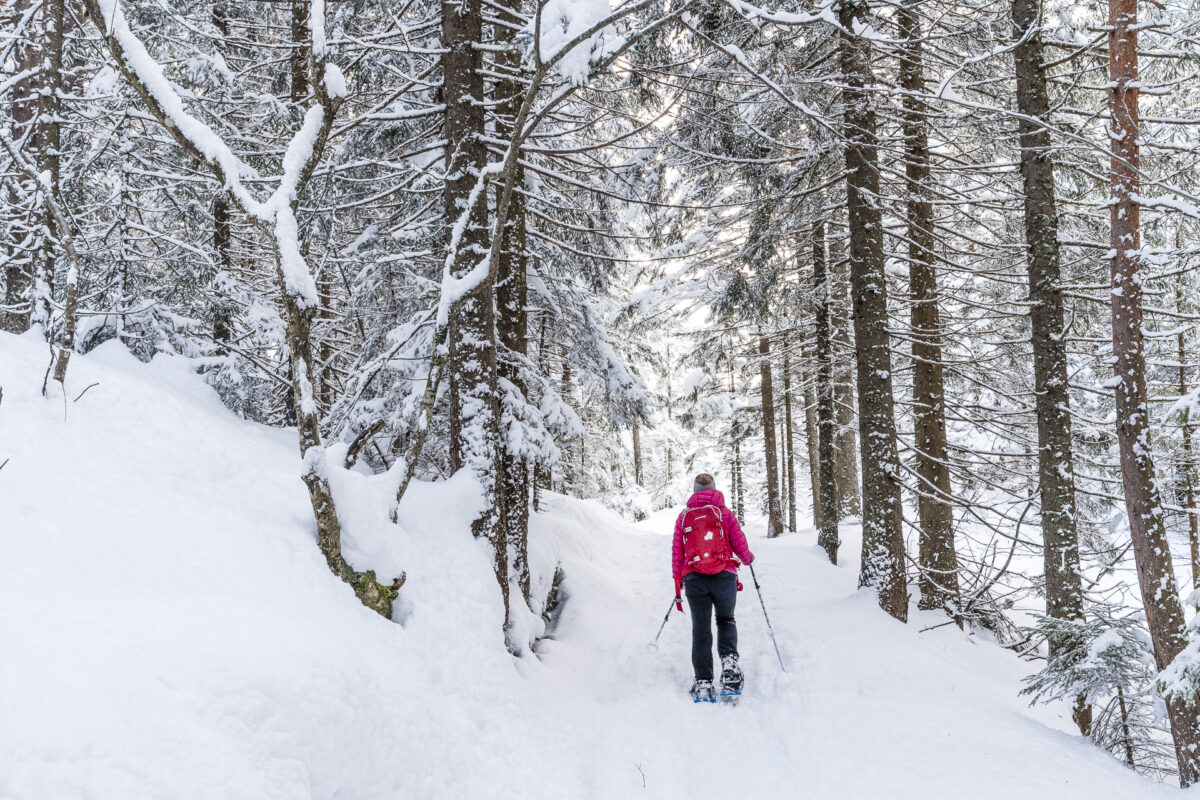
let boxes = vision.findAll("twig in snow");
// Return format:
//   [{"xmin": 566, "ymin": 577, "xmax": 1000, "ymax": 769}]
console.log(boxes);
[
  {"xmin": 0, "ymin": 458, "xmax": 9, "ymax": 472},
  {"xmin": 73, "ymin": 382, "xmax": 100, "ymax": 403}
]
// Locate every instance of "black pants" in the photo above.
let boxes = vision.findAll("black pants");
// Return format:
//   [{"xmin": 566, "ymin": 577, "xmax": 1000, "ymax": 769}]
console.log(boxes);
[{"xmin": 684, "ymin": 571, "xmax": 738, "ymax": 681}]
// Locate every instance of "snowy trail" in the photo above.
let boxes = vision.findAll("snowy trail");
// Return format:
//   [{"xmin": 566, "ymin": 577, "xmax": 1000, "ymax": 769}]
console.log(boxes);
[
  {"xmin": 532, "ymin": 499, "xmax": 1177, "ymax": 798},
  {"xmin": 0, "ymin": 333, "xmax": 1178, "ymax": 798}
]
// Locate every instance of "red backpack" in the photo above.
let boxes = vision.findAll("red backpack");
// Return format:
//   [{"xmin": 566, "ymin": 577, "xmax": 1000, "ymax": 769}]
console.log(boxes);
[{"xmin": 680, "ymin": 505, "xmax": 734, "ymax": 575}]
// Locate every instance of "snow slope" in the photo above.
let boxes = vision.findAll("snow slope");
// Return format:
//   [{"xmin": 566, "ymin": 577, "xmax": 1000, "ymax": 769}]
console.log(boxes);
[{"xmin": 0, "ymin": 331, "xmax": 1178, "ymax": 798}]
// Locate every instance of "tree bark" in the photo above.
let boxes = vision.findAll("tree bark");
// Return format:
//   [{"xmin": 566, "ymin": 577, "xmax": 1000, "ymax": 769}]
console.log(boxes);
[
  {"xmin": 729, "ymin": 434, "xmax": 739, "ymax": 522},
  {"xmin": 290, "ymin": 0, "xmax": 309, "ymax": 102},
  {"xmin": 2, "ymin": 0, "xmax": 38, "ymax": 333},
  {"xmin": 494, "ymin": 0, "xmax": 530, "ymax": 606},
  {"xmin": 1012, "ymin": 0, "xmax": 1089, "ymax": 733},
  {"xmin": 813, "ymin": 222, "xmax": 840, "ymax": 563},
  {"xmin": 898, "ymin": 2, "xmax": 958, "ymax": 616},
  {"xmin": 533, "ymin": 314, "xmax": 551, "ymax": 511},
  {"xmin": 633, "ymin": 423, "xmax": 644, "ymax": 487},
  {"xmin": 760, "ymin": 335, "xmax": 785, "ymax": 537},
  {"xmin": 1176, "ymin": 285, "xmax": 1199, "ymax": 610},
  {"xmin": 783, "ymin": 355, "xmax": 797, "ymax": 532},
  {"xmin": 838, "ymin": 0, "xmax": 908, "ymax": 621},
  {"xmin": 804, "ymin": 371, "xmax": 822, "ymax": 532},
  {"xmin": 212, "ymin": 196, "xmax": 234, "ymax": 350},
  {"xmin": 830, "ymin": 226, "xmax": 861, "ymax": 518},
  {"xmin": 35, "ymin": 0, "xmax": 66, "ymax": 330},
  {"xmin": 443, "ymin": 0, "xmax": 509, "ymax": 623},
  {"xmin": 1108, "ymin": 0, "xmax": 1200, "ymax": 781}
]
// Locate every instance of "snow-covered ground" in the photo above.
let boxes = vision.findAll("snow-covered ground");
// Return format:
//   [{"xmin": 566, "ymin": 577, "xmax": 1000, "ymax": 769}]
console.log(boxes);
[{"xmin": 0, "ymin": 332, "xmax": 1178, "ymax": 798}]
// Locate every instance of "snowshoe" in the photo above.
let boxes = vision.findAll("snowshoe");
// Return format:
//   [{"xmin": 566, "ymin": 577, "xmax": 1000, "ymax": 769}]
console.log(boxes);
[
  {"xmin": 719, "ymin": 654, "xmax": 744, "ymax": 696},
  {"xmin": 689, "ymin": 679, "xmax": 716, "ymax": 703}
]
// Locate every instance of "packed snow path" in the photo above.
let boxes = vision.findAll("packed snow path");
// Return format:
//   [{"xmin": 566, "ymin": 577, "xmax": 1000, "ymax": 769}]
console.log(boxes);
[
  {"xmin": 0, "ymin": 333, "xmax": 1177, "ymax": 798},
  {"xmin": 535, "ymin": 502, "xmax": 1177, "ymax": 798}
]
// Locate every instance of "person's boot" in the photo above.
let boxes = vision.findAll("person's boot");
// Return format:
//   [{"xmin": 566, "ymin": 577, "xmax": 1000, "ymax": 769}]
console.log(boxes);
[
  {"xmin": 689, "ymin": 679, "xmax": 715, "ymax": 703},
  {"xmin": 720, "ymin": 655, "xmax": 743, "ymax": 694}
]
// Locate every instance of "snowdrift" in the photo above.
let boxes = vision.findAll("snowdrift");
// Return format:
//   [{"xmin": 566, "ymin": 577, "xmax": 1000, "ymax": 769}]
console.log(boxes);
[{"xmin": 0, "ymin": 332, "xmax": 1178, "ymax": 798}]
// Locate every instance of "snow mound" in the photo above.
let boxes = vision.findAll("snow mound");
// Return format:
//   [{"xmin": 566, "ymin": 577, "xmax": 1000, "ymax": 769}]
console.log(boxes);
[{"xmin": 0, "ymin": 331, "xmax": 1176, "ymax": 798}]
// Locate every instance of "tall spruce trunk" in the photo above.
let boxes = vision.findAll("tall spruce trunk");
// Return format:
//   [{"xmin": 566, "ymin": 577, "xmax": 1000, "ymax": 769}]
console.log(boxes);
[
  {"xmin": 830, "ymin": 226, "xmax": 861, "ymax": 518},
  {"xmin": 493, "ymin": 0, "xmax": 530, "ymax": 606},
  {"xmin": 760, "ymin": 335, "xmax": 785, "ymax": 537},
  {"xmin": 35, "ymin": 0, "xmax": 66, "ymax": 329},
  {"xmin": 813, "ymin": 222, "xmax": 840, "ymax": 563},
  {"xmin": 899, "ymin": 3, "xmax": 958, "ymax": 616},
  {"xmin": 212, "ymin": 196, "xmax": 234, "ymax": 348},
  {"xmin": 443, "ymin": 0, "xmax": 509, "ymax": 622},
  {"xmin": 1012, "ymin": 0, "xmax": 1089, "ymax": 734},
  {"xmin": 633, "ymin": 423, "xmax": 644, "ymax": 487},
  {"xmin": 729, "ymin": 438, "xmax": 739, "ymax": 520},
  {"xmin": 1107, "ymin": 0, "xmax": 1200, "ymax": 781},
  {"xmin": 1176, "ymin": 285, "xmax": 1199, "ymax": 607},
  {"xmin": 783, "ymin": 356, "xmax": 798, "ymax": 532},
  {"xmin": 804, "ymin": 378, "xmax": 822, "ymax": 531},
  {"xmin": 289, "ymin": 0, "xmax": 309, "ymax": 102},
  {"xmin": 533, "ymin": 315, "xmax": 552, "ymax": 511},
  {"xmin": 838, "ymin": 0, "xmax": 908, "ymax": 621},
  {"xmin": 2, "ymin": 0, "xmax": 38, "ymax": 333}
]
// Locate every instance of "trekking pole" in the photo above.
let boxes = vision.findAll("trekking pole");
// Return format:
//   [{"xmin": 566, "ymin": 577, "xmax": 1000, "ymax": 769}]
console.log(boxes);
[
  {"xmin": 749, "ymin": 564, "xmax": 787, "ymax": 672},
  {"xmin": 647, "ymin": 598, "xmax": 678, "ymax": 652}
]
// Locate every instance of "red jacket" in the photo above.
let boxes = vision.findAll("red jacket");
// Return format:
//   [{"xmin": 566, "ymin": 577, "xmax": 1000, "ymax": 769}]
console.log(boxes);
[{"xmin": 672, "ymin": 489, "xmax": 754, "ymax": 581}]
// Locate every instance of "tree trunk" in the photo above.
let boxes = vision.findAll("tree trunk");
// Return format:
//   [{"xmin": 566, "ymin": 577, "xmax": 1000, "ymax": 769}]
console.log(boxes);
[
  {"xmin": 1012, "ymin": 0, "xmax": 1089, "ymax": 734},
  {"xmin": 212, "ymin": 196, "xmax": 234, "ymax": 350},
  {"xmin": 290, "ymin": 0, "xmax": 309, "ymax": 102},
  {"xmin": 443, "ymin": 0, "xmax": 509, "ymax": 623},
  {"xmin": 729, "ymin": 434, "xmax": 739, "ymax": 522},
  {"xmin": 783, "ymin": 356, "xmax": 798, "ymax": 532},
  {"xmin": 899, "ymin": 2, "xmax": 958, "ymax": 617},
  {"xmin": 558, "ymin": 356, "xmax": 574, "ymax": 494},
  {"xmin": 35, "ymin": 0, "xmax": 66, "ymax": 330},
  {"xmin": 533, "ymin": 314, "xmax": 551, "ymax": 511},
  {"xmin": 1108, "ymin": 0, "xmax": 1200, "ymax": 781},
  {"xmin": 633, "ymin": 423, "xmax": 644, "ymax": 487},
  {"xmin": 838, "ymin": 0, "xmax": 908, "ymax": 621},
  {"xmin": 493, "ymin": 0, "xmax": 530, "ymax": 607},
  {"xmin": 760, "ymin": 335, "xmax": 785, "ymax": 537},
  {"xmin": 1177, "ymin": 285, "xmax": 1199, "ymax": 610},
  {"xmin": 804, "ymin": 372, "xmax": 822, "ymax": 532},
  {"xmin": 830, "ymin": 227, "xmax": 861, "ymax": 518},
  {"xmin": 2, "ymin": 0, "xmax": 38, "ymax": 333},
  {"xmin": 813, "ymin": 221, "xmax": 840, "ymax": 563}
]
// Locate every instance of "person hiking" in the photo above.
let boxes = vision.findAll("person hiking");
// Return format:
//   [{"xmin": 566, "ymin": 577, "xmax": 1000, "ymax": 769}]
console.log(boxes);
[{"xmin": 672, "ymin": 473, "xmax": 755, "ymax": 702}]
